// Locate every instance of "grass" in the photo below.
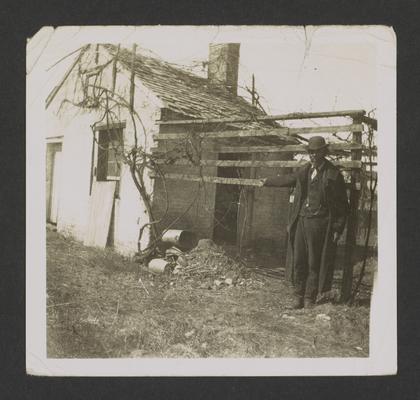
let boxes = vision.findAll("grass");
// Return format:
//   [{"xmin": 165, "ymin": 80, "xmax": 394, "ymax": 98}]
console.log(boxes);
[{"xmin": 47, "ymin": 228, "xmax": 372, "ymax": 358}]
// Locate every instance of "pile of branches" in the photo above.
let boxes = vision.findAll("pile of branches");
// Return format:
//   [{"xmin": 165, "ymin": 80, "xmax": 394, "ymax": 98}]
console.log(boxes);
[{"xmin": 177, "ymin": 242, "xmax": 247, "ymax": 280}]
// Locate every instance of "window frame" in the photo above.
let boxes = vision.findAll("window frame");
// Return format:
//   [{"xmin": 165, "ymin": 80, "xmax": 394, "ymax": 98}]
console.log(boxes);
[{"xmin": 94, "ymin": 122, "xmax": 126, "ymax": 182}]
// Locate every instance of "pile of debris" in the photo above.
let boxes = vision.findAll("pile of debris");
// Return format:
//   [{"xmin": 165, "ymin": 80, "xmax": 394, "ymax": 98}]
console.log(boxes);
[
  {"xmin": 146, "ymin": 231, "xmax": 248, "ymax": 285},
  {"xmin": 180, "ymin": 239, "xmax": 247, "ymax": 281}
]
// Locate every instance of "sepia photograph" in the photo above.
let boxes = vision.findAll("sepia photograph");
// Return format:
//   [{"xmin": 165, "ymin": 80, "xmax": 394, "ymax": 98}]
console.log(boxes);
[{"xmin": 26, "ymin": 25, "xmax": 396, "ymax": 375}]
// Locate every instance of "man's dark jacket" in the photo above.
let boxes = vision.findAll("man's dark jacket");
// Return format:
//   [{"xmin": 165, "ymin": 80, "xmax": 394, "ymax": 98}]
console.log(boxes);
[{"xmin": 264, "ymin": 159, "xmax": 349, "ymax": 296}]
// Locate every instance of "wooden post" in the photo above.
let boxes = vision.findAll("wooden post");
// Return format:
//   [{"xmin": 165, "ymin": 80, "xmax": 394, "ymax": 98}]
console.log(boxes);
[
  {"xmin": 251, "ymin": 74, "xmax": 256, "ymax": 106},
  {"xmin": 241, "ymin": 153, "xmax": 257, "ymax": 250},
  {"xmin": 89, "ymin": 130, "xmax": 96, "ymax": 195},
  {"xmin": 340, "ymin": 118, "xmax": 363, "ymax": 302},
  {"xmin": 95, "ymin": 44, "xmax": 99, "ymax": 64},
  {"xmin": 111, "ymin": 44, "xmax": 120, "ymax": 94},
  {"xmin": 129, "ymin": 44, "xmax": 137, "ymax": 112}
]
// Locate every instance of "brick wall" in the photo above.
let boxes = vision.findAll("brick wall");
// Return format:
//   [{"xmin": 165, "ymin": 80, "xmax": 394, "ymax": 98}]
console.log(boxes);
[
  {"xmin": 151, "ymin": 109, "xmax": 217, "ymax": 240},
  {"xmin": 249, "ymin": 152, "xmax": 292, "ymax": 258},
  {"xmin": 152, "ymin": 110, "xmax": 292, "ymax": 251}
]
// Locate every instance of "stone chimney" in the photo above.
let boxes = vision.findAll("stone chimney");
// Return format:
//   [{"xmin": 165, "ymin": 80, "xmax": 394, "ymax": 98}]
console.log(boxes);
[{"xmin": 208, "ymin": 43, "xmax": 240, "ymax": 95}]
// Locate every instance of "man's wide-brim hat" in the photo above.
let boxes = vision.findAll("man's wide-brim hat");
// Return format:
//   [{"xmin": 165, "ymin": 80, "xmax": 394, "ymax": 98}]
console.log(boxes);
[{"xmin": 307, "ymin": 136, "xmax": 328, "ymax": 151}]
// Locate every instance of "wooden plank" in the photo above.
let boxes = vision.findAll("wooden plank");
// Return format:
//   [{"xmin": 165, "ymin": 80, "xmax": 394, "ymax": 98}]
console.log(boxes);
[
  {"xmin": 244, "ymin": 153, "xmax": 257, "ymax": 247},
  {"xmin": 154, "ymin": 159, "xmax": 362, "ymax": 169},
  {"xmin": 151, "ymin": 173, "xmax": 263, "ymax": 187},
  {"xmin": 50, "ymin": 151, "xmax": 62, "ymax": 224},
  {"xmin": 366, "ymin": 170, "xmax": 378, "ymax": 180},
  {"xmin": 94, "ymin": 121, "xmax": 127, "ymax": 131},
  {"xmin": 154, "ymin": 128, "xmax": 289, "ymax": 141},
  {"xmin": 46, "ymin": 45, "xmax": 90, "ymax": 108},
  {"xmin": 129, "ymin": 44, "xmax": 137, "ymax": 112},
  {"xmin": 154, "ymin": 124, "xmax": 363, "ymax": 141},
  {"xmin": 84, "ymin": 181, "xmax": 116, "ymax": 248},
  {"xmin": 151, "ymin": 143, "xmax": 376, "ymax": 155},
  {"xmin": 111, "ymin": 44, "xmax": 120, "ymax": 93},
  {"xmin": 341, "ymin": 119, "xmax": 363, "ymax": 303},
  {"xmin": 361, "ymin": 115, "xmax": 377, "ymax": 131},
  {"xmin": 156, "ymin": 109, "xmax": 366, "ymax": 126},
  {"xmin": 208, "ymin": 143, "xmax": 371, "ymax": 153},
  {"xmin": 289, "ymin": 124, "xmax": 363, "ymax": 136}
]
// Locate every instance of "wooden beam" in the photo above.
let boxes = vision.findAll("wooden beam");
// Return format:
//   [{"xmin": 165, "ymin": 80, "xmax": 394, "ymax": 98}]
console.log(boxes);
[
  {"xmin": 111, "ymin": 44, "xmax": 120, "ymax": 94},
  {"xmin": 365, "ymin": 170, "xmax": 378, "ymax": 180},
  {"xmin": 244, "ymin": 153, "xmax": 257, "ymax": 247},
  {"xmin": 154, "ymin": 124, "xmax": 363, "ymax": 141},
  {"xmin": 154, "ymin": 128, "xmax": 289, "ymax": 141},
  {"xmin": 156, "ymin": 109, "xmax": 366, "ymax": 126},
  {"xmin": 129, "ymin": 44, "xmax": 137, "ymax": 112},
  {"xmin": 151, "ymin": 173, "xmax": 263, "ymax": 187},
  {"xmin": 154, "ymin": 159, "xmax": 362, "ymax": 169},
  {"xmin": 46, "ymin": 45, "xmax": 90, "ymax": 108},
  {"xmin": 211, "ymin": 143, "xmax": 373, "ymax": 153},
  {"xmin": 361, "ymin": 115, "xmax": 377, "ymax": 131},
  {"xmin": 94, "ymin": 121, "xmax": 126, "ymax": 131},
  {"xmin": 151, "ymin": 143, "xmax": 376, "ymax": 155},
  {"xmin": 341, "ymin": 118, "xmax": 363, "ymax": 303}
]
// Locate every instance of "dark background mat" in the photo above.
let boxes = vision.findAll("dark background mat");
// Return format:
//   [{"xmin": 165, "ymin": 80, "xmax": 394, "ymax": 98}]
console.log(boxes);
[{"xmin": 1, "ymin": 0, "xmax": 419, "ymax": 398}]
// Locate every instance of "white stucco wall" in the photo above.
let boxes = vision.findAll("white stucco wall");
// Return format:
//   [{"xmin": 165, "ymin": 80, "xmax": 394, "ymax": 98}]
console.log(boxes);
[
  {"xmin": 54, "ymin": 112, "xmax": 95, "ymax": 241},
  {"xmin": 112, "ymin": 72, "xmax": 162, "ymax": 255},
  {"xmin": 46, "ymin": 45, "xmax": 163, "ymax": 256}
]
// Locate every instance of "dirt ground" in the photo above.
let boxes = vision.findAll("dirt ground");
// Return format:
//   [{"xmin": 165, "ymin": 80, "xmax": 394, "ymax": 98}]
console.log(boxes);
[{"xmin": 47, "ymin": 228, "xmax": 373, "ymax": 358}]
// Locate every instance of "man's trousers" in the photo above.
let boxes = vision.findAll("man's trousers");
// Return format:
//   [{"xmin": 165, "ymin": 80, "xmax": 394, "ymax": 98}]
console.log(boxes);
[{"xmin": 293, "ymin": 215, "xmax": 329, "ymax": 301}]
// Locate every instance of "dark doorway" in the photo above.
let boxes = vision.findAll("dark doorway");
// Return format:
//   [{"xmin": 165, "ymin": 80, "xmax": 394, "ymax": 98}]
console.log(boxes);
[{"xmin": 213, "ymin": 153, "xmax": 248, "ymax": 244}]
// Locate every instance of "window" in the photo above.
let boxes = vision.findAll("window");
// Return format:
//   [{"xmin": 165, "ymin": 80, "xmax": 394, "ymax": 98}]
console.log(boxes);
[{"xmin": 96, "ymin": 128, "xmax": 123, "ymax": 181}]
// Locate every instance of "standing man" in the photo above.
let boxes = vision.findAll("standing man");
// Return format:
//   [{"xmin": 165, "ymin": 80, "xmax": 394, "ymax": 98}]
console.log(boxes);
[{"xmin": 262, "ymin": 136, "xmax": 349, "ymax": 309}]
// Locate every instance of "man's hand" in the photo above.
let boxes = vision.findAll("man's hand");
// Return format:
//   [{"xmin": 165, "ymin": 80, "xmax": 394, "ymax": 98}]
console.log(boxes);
[{"xmin": 333, "ymin": 232, "xmax": 341, "ymax": 243}]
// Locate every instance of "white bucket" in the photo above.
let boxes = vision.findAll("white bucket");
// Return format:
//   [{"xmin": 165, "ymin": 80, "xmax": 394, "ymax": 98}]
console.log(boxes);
[{"xmin": 148, "ymin": 258, "xmax": 171, "ymax": 274}]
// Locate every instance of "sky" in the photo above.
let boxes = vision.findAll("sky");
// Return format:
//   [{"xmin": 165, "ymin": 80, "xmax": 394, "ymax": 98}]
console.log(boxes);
[{"xmin": 27, "ymin": 25, "xmax": 395, "ymax": 118}]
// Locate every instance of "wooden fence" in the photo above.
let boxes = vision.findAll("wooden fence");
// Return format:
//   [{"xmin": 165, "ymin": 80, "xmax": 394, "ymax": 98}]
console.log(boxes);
[{"xmin": 151, "ymin": 109, "xmax": 377, "ymax": 302}]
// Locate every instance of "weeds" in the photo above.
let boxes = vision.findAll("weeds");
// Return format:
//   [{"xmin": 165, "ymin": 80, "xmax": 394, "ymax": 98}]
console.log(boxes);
[{"xmin": 47, "ymin": 229, "xmax": 371, "ymax": 358}]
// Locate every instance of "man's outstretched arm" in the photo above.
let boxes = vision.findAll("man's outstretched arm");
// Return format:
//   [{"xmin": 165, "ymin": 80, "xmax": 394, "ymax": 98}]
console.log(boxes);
[{"xmin": 262, "ymin": 172, "xmax": 297, "ymax": 188}]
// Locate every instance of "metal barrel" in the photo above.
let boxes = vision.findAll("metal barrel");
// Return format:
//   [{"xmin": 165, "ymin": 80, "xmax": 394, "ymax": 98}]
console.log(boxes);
[{"xmin": 161, "ymin": 229, "xmax": 198, "ymax": 250}]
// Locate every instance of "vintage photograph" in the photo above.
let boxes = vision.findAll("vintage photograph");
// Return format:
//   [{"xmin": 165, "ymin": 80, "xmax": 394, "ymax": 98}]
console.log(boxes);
[{"xmin": 27, "ymin": 26, "xmax": 396, "ymax": 375}]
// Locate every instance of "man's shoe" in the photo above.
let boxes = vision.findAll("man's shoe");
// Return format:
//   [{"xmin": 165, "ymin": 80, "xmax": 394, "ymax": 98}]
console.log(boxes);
[
  {"xmin": 304, "ymin": 298, "xmax": 315, "ymax": 309},
  {"xmin": 291, "ymin": 296, "xmax": 304, "ymax": 309}
]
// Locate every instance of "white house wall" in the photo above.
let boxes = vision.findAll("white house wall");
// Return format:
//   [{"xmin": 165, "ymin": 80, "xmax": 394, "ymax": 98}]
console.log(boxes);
[
  {"xmin": 55, "ymin": 112, "xmax": 95, "ymax": 241},
  {"xmin": 111, "ymin": 71, "xmax": 163, "ymax": 255},
  {"xmin": 46, "ymin": 45, "xmax": 163, "ymax": 256}
]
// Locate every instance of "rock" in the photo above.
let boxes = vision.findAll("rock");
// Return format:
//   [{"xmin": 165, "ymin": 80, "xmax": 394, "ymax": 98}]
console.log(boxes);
[
  {"xmin": 225, "ymin": 271, "xmax": 239, "ymax": 283},
  {"xmin": 315, "ymin": 313, "xmax": 331, "ymax": 322},
  {"xmin": 282, "ymin": 314, "xmax": 296, "ymax": 320},
  {"xmin": 184, "ymin": 329, "xmax": 195, "ymax": 338},
  {"xmin": 200, "ymin": 282, "xmax": 212, "ymax": 290},
  {"xmin": 355, "ymin": 346, "xmax": 363, "ymax": 351},
  {"xmin": 129, "ymin": 349, "xmax": 146, "ymax": 358},
  {"xmin": 282, "ymin": 346, "xmax": 298, "ymax": 357},
  {"xmin": 214, "ymin": 279, "xmax": 222, "ymax": 287},
  {"xmin": 173, "ymin": 265, "xmax": 182, "ymax": 274},
  {"xmin": 225, "ymin": 278, "xmax": 233, "ymax": 286},
  {"xmin": 176, "ymin": 255, "xmax": 188, "ymax": 267}
]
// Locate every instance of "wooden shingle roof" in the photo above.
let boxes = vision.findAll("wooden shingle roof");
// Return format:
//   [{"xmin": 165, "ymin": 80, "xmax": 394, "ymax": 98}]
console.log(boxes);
[{"xmin": 103, "ymin": 44, "xmax": 264, "ymax": 121}]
